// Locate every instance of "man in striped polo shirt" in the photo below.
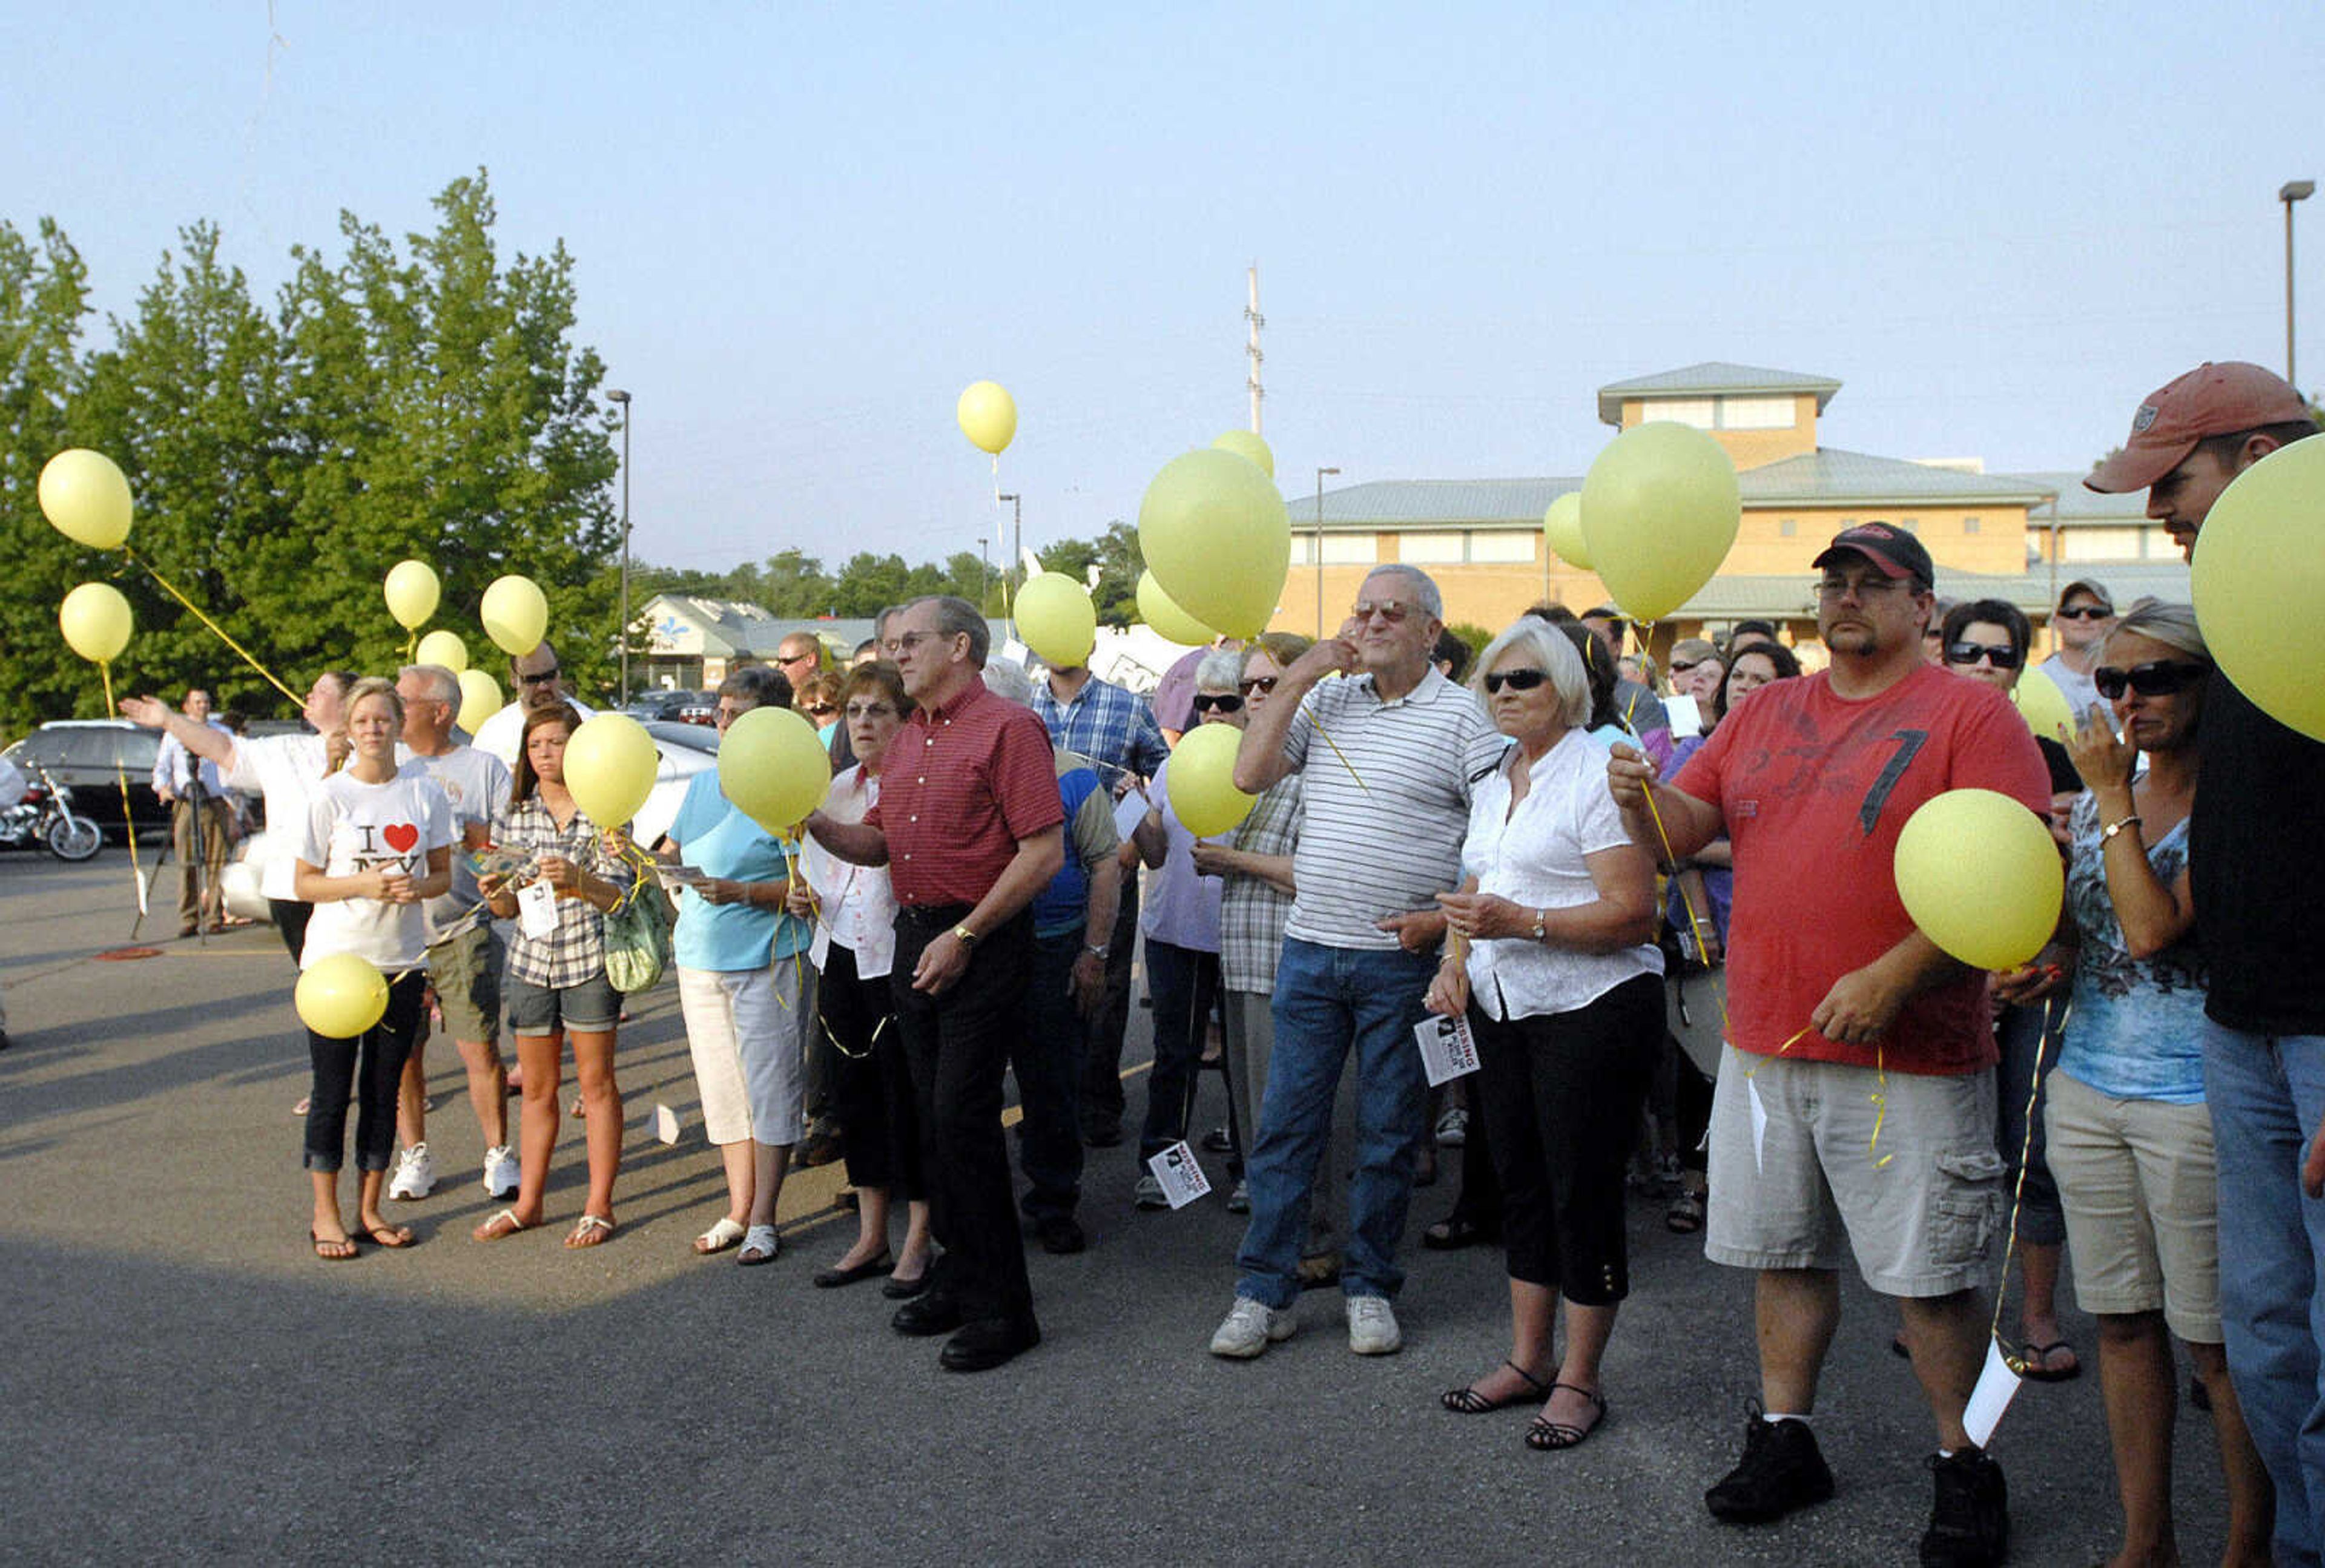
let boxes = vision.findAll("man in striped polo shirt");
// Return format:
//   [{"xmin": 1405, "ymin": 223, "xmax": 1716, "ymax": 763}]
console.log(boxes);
[{"xmin": 1209, "ymin": 565, "xmax": 1505, "ymax": 1359}]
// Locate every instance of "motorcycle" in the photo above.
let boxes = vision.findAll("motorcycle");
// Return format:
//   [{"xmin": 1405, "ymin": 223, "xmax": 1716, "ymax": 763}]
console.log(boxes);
[{"xmin": 0, "ymin": 765, "xmax": 105, "ymax": 861}]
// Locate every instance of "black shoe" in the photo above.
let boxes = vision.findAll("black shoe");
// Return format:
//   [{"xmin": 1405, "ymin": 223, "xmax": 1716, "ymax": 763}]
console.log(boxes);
[
  {"xmin": 881, "ymin": 1270, "xmax": 934, "ymax": 1300},
  {"xmin": 1919, "ymin": 1445, "xmax": 2007, "ymax": 1567},
  {"xmin": 891, "ymin": 1289, "xmax": 965, "ymax": 1337},
  {"xmin": 1082, "ymin": 1122, "xmax": 1123, "ymax": 1149},
  {"xmin": 1420, "ymin": 1213, "xmax": 1497, "ymax": 1251},
  {"xmin": 1706, "ymin": 1409, "xmax": 1836, "ymax": 1523},
  {"xmin": 1035, "ymin": 1214, "xmax": 1086, "ymax": 1255},
  {"xmin": 938, "ymin": 1314, "xmax": 1041, "ymax": 1372},
  {"xmin": 1200, "ymin": 1125, "xmax": 1235, "ymax": 1154}
]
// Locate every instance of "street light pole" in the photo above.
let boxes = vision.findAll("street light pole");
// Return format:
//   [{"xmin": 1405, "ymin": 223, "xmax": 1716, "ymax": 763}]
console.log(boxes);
[
  {"xmin": 998, "ymin": 492, "xmax": 1022, "ymax": 634},
  {"xmin": 1314, "ymin": 466, "xmax": 1340, "ymax": 636},
  {"xmin": 2282, "ymin": 180, "xmax": 2314, "ymax": 390},
  {"xmin": 607, "ymin": 387, "xmax": 633, "ymax": 703},
  {"xmin": 977, "ymin": 536, "xmax": 989, "ymax": 613}
]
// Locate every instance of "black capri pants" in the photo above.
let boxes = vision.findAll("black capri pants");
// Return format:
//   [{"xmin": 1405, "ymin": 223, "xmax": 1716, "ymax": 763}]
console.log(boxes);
[
  {"xmin": 303, "ymin": 969, "xmax": 429, "ymax": 1174},
  {"xmin": 823, "ymin": 941, "xmax": 922, "ymax": 1201},
  {"xmin": 1472, "ymin": 971, "xmax": 1666, "ymax": 1305}
]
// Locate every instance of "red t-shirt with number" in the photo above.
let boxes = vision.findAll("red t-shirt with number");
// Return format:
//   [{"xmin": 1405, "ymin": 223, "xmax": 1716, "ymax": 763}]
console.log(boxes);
[{"xmin": 1671, "ymin": 663, "xmax": 2051, "ymax": 1075}]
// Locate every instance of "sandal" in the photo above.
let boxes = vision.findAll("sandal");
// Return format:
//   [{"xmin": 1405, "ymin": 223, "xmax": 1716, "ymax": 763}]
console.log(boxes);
[
  {"xmin": 2020, "ymin": 1338, "xmax": 2082, "ymax": 1383},
  {"xmin": 736, "ymin": 1224, "xmax": 781, "ymax": 1266},
  {"xmin": 352, "ymin": 1222, "xmax": 414, "ymax": 1248},
  {"xmin": 694, "ymin": 1216, "xmax": 748, "ymax": 1256},
  {"xmin": 565, "ymin": 1213, "xmax": 615, "ymax": 1249},
  {"xmin": 472, "ymin": 1208, "xmax": 531, "ymax": 1242},
  {"xmin": 1665, "ymin": 1190, "xmax": 1706, "ymax": 1233},
  {"xmin": 1525, "ymin": 1383, "xmax": 1609, "ymax": 1451},
  {"xmin": 1421, "ymin": 1214, "xmax": 1496, "ymax": 1251},
  {"xmin": 309, "ymin": 1227, "xmax": 358, "ymax": 1262},
  {"xmin": 1442, "ymin": 1360, "xmax": 1551, "ymax": 1415}
]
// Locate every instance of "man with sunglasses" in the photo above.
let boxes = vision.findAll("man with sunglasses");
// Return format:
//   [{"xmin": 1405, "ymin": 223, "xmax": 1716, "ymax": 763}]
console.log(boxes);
[
  {"xmin": 2034, "ymin": 581, "xmax": 2116, "ymax": 718},
  {"xmin": 1207, "ymin": 565, "xmax": 1503, "ymax": 1361},
  {"xmin": 2087, "ymin": 360, "xmax": 2325, "ymax": 1564},
  {"xmin": 471, "ymin": 641, "xmax": 596, "ymax": 772},
  {"xmin": 1609, "ymin": 522, "xmax": 2050, "ymax": 1567}
]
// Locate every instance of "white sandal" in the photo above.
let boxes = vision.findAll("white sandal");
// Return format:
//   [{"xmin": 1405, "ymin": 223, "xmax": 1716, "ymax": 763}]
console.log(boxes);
[
  {"xmin": 736, "ymin": 1224, "xmax": 782, "ymax": 1266},
  {"xmin": 694, "ymin": 1216, "xmax": 748, "ymax": 1256}
]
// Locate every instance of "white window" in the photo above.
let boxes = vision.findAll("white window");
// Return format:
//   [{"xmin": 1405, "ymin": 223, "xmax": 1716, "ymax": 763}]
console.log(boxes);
[
  {"xmin": 1962, "ymin": 516, "xmax": 1980, "ymax": 535},
  {"xmin": 1320, "ymin": 535, "xmax": 1377, "ymax": 565},
  {"xmin": 2062, "ymin": 527, "xmax": 2143, "ymax": 562},
  {"xmin": 1778, "ymin": 518, "xmax": 1798, "ymax": 537},
  {"xmin": 1650, "ymin": 398, "xmax": 1716, "ymax": 429},
  {"xmin": 1288, "ymin": 535, "xmax": 1315, "ymax": 565},
  {"xmin": 1399, "ymin": 532, "xmax": 1464, "ymax": 564},
  {"xmin": 1467, "ymin": 531, "xmax": 1535, "ymax": 563},
  {"xmin": 1717, "ymin": 395, "xmax": 1795, "ymax": 430}
]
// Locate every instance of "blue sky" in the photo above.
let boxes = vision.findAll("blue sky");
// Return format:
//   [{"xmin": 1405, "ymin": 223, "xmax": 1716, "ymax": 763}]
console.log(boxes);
[{"xmin": 10, "ymin": 2, "xmax": 2319, "ymax": 574}]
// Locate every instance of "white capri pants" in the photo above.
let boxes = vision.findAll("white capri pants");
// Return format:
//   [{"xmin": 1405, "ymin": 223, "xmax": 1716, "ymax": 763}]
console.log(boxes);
[{"xmin": 678, "ymin": 963, "xmax": 810, "ymax": 1147}]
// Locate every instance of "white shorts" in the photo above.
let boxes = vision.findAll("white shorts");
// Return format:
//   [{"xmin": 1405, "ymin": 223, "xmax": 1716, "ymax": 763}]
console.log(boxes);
[{"xmin": 678, "ymin": 962, "xmax": 811, "ymax": 1147}]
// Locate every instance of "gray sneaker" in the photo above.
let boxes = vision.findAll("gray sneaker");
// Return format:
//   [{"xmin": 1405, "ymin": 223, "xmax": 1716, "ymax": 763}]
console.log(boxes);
[
  {"xmin": 1133, "ymin": 1174, "xmax": 1169, "ymax": 1210},
  {"xmin": 1209, "ymin": 1297, "xmax": 1296, "ymax": 1359},
  {"xmin": 1347, "ymin": 1295, "xmax": 1402, "ymax": 1355}
]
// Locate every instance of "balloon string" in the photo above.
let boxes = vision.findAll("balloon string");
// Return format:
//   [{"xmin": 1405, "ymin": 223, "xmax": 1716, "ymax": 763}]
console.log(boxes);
[
  {"xmin": 96, "ymin": 661, "xmax": 146, "ymax": 905},
  {"xmin": 124, "ymin": 547, "xmax": 302, "ymax": 704},
  {"xmin": 1312, "ymin": 717, "xmax": 1372, "ymax": 797},
  {"xmin": 1620, "ymin": 618, "xmax": 1723, "ymax": 1030},
  {"xmin": 1988, "ymin": 987, "xmax": 2069, "ymax": 1370},
  {"xmin": 1868, "ymin": 1045, "xmax": 1895, "ymax": 1168}
]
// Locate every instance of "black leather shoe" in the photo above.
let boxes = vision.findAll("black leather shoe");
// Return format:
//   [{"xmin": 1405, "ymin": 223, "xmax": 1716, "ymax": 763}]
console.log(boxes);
[
  {"xmin": 1035, "ymin": 1214, "xmax": 1086, "ymax": 1255},
  {"xmin": 882, "ymin": 1270, "xmax": 934, "ymax": 1300},
  {"xmin": 939, "ymin": 1314, "xmax": 1041, "ymax": 1372},
  {"xmin": 891, "ymin": 1290, "xmax": 965, "ymax": 1337}
]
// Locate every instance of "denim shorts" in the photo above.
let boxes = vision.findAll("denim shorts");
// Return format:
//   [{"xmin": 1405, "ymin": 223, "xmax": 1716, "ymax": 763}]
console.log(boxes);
[{"xmin": 505, "ymin": 969, "xmax": 619, "ymax": 1033}]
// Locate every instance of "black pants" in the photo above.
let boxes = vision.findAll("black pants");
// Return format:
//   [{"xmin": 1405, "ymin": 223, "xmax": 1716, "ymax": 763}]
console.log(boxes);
[
  {"xmin": 1078, "ymin": 878, "xmax": 1140, "ymax": 1133},
  {"xmin": 825, "ymin": 942, "xmax": 920, "ymax": 1201},
  {"xmin": 891, "ymin": 904, "xmax": 1036, "ymax": 1325},
  {"xmin": 270, "ymin": 898, "xmax": 314, "ymax": 966},
  {"xmin": 1474, "ymin": 973, "xmax": 1664, "ymax": 1303},
  {"xmin": 303, "ymin": 970, "xmax": 428, "ymax": 1173}
]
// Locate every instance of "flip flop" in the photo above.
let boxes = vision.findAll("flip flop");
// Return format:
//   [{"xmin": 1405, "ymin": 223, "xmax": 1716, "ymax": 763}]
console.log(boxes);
[
  {"xmin": 1442, "ymin": 1360, "xmax": 1552, "ymax": 1415},
  {"xmin": 2021, "ymin": 1339, "xmax": 2082, "ymax": 1382},
  {"xmin": 472, "ymin": 1208, "xmax": 532, "ymax": 1242},
  {"xmin": 309, "ymin": 1228, "xmax": 358, "ymax": 1262},
  {"xmin": 564, "ymin": 1213, "xmax": 615, "ymax": 1250},
  {"xmin": 694, "ymin": 1217, "xmax": 748, "ymax": 1256},
  {"xmin": 352, "ymin": 1223, "xmax": 414, "ymax": 1248}
]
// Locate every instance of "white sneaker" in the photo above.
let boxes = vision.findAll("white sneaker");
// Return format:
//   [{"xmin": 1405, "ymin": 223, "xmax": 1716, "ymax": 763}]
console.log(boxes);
[
  {"xmin": 1209, "ymin": 1297, "xmax": 1297, "ymax": 1359},
  {"xmin": 481, "ymin": 1144, "xmax": 519, "ymax": 1200},
  {"xmin": 387, "ymin": 1142, "xmax": 436, "ymax": 1201},
  {"xmin": 1347, "ymin": 1295, "xmax": 1402, "ymax": 1355},
  {"xmin": 1133, "ymin": 1174, "xmax": 1169, "ymax": 1210}
]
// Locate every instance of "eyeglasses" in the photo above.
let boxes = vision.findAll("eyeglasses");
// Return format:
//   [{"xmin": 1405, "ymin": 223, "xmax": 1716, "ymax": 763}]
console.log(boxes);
[
  {"xmin": 2056, "ymin": 605, "xmax": 2112, "ymax": 621},
  {"xmin": 804, "ymin": 703, "xmax": 838, "ymax": 719},
  {"xmin": 1238, "ymin": 676, "xmax": 1279, "ymax": 696},
  {"xmin": 1669, "ymin": 659, "xmax": 1704, "ymax": 674},
  {"xmin": 779, "ymin": 650, "xmax": 819, "ymax": 665},
  {"xmin": 1350, "ymin": 601, "xmax": 1414, "ymax": 624},
  {"xmin": 1816, "ymin": 576, "xmax": 1910, "ymax": 599},
  {"xmin": 1483, "ymin": 668, "xmax": 1549, "ymax": 694},
  {"xmin": 1943, "ymin": 641, "xmax": 2025, "ymax": 670},
  {"xmin": 843, "ymin": 702, "xmax": 897, "ymax": 720},
  {"xmin": 2094, "ymin": 660, "xmax": 2211, "ymax": 700},
  {"xmin": 517, "ymin": 666, "xmax": 561, "ymax": 686},
  {"xmin": 881, "ymin": 631, "xmax": 954, "ymax": 656},
  {"xmin": 1191, "ymin": 693, "xmax": 1245, "ymax": 714}
]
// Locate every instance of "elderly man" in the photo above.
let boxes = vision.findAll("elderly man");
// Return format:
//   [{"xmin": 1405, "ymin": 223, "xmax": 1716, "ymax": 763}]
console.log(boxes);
[
  {"xmin": 1609, "ymin": 523, "xmax": 2048, "ymax": 1567},
  {"xmin": 2086, "ymin": 359, "xmax": 2325, "ymax": 1566},
  {"xmin": 1209, "ymin": 564, "xmax": 1502, "ymax": 1360},
  {"xmin": 151, "ymin": 687, "xmax": 236, "ymax": 937},
  {"xmin": 471, "ymin": 641, "xmax": 596, "ymax": 771},
  {"xmin": 807, "ymin": 597, "xmax": 1065, "ymax": 1373},
  {"xmin": 2034, "ymin": 579, "xmax": 2115, "ymax": 718},
  {"xmin": 1029, "ymin": 642, "xmax": 1170, "ymax": 1148},
  {"xmin": 381, "ymin": 664, "xmax": 516, "ymax": 1204}
]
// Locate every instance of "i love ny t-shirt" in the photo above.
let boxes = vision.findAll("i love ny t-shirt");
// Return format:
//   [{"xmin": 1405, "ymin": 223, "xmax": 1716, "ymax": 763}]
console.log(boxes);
[{"xmin": 296, "ymin": 772, "xmax": 456, "ymax": 970}]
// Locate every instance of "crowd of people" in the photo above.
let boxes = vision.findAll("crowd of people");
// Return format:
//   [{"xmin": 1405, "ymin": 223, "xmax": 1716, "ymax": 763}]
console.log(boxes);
[{"xmin": 105, "ymin": 357, "xmax": 2325, "ymax": 1568}]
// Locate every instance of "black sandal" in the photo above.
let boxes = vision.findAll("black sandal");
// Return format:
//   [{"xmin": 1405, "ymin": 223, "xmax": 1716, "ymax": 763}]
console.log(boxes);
[
  {"xmin": 1421, "ymin": 1214, "xmax": 1497, "ymax": 1251},
  {"xmin": 1525, "ymin": 1383, "xmax": 1608, "ymax": 1450},
  {"xmin": 1442, "ymin": 1360, "xmax": 1551, "ymax": 1414}
]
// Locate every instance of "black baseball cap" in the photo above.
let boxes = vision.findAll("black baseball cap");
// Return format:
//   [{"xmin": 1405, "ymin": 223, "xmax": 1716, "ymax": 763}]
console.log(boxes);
[{"xmin": 1812, "ymin": 521, "xmax": 1934, "ymax": 587}]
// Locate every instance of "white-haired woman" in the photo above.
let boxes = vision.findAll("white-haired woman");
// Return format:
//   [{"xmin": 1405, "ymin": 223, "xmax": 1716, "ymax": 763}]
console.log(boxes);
[{"xmin": 1426, "ymin": 619, "xmax": 1663, "ymax": 1452}]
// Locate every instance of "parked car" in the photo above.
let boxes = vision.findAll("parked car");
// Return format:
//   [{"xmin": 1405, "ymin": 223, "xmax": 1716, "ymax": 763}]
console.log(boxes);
[
  {"xmin": 2, "ymin": 721, "xmax": 171, "ymax": 842},
  {"xmin": 623, "ymin": 689, "xmax": 717, "ymax": 726}
]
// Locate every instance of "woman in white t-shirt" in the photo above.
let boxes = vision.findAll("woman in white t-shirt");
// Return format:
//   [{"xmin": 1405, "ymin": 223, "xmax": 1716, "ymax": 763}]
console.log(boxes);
[
  {"xmin": 293, "ymin": 677, "xmax": 454, "ymax": 1260},
  {"xmin": 1425, "ymin": 619, "xmax": 1664, "ymax": 1452}
]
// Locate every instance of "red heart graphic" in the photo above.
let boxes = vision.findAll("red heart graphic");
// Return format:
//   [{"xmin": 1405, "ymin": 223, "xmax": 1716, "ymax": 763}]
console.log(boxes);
[{"xmin": 383, "ymin": 823, "xmax": 419, "ymax": 853}]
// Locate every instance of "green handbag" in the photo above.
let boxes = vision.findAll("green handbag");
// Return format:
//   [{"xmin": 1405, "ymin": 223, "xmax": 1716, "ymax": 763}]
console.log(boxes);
[{"xmin": 602, "ymin": 877, "xmax": 675, "ymax": 993}]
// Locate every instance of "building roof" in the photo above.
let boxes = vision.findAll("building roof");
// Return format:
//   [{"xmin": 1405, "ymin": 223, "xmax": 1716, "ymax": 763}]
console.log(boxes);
[
  {"xmin": 1998, "ymin": 470, "xmax": 2146, "ymax": 523},
  {"xmin": 1595, "ymin": 362, "xmax": 1844, "ymax": 424},
  {"xmin": 1674, "ymin": 559, "xmax": 2193, "ymax": 622}
]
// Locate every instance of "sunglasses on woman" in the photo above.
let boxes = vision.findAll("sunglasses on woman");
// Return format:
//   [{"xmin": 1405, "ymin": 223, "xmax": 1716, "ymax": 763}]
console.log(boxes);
[
  {"xmin": 2093, "ymin": 660, "xmax": 2211, "ymax": 700},
  {"xmin": 1943, "ymin": 641, "xmax": 2024, "ymax": 670},
  {"xmin": 1191, "ymin": 693, "xmax": 1245, "ymax": 714},
  {"xmin": 1483, "ymin": 668, "xmax": 1548, "ymax": 694}
]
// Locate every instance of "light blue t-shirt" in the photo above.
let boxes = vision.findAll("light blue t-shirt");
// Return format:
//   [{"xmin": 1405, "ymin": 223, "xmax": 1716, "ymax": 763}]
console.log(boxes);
[
  {"xmin": 2056, "ymin": 792, "xmax": 2206, "ymax": 1104},
  {"xmin": 668, "ymin": 769, "xmax": 810, "ymax": 972}
]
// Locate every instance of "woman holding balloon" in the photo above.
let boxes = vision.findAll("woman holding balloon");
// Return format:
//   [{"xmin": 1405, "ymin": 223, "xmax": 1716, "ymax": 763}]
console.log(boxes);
[
  {"xmin": 473, "ymin": 701, "xmax": 635, "ymax": 1248},
  {"xmin": 291, "ymin": 678, "xmax": 455, "ymax": 1259}
]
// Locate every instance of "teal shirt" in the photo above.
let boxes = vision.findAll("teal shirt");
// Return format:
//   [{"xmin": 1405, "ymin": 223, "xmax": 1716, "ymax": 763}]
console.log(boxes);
[{"xmin": 669, "ymin": 769, "xmax": 810, "ymax": 971}]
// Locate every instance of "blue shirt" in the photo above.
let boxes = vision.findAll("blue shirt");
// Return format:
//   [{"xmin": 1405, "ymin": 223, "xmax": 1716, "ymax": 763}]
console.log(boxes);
[
  {"xmin": 2056, "ymin": 792, "xmax": 2206, "ymax": 1104},
  {"xmin": 1031, "ymin": 674, "xmax": 1169, "ymax": 790},
  {"xmin": 669, "ymin": 769, "xmax": 810, "ymax": 972},
  {"xmin": 1029, "ymin": 760, "xmax": 1104, "ymax": 938}
]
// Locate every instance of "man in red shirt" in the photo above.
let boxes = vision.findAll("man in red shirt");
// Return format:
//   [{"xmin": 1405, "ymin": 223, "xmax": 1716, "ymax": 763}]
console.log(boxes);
[
  {"xmin": 1611, "ymin": 524, "xmax": 2049, "ymax": 1568},
  {"xmin": 807, "ymin": 596, "xmax": 1064, "ymax": 1373}
]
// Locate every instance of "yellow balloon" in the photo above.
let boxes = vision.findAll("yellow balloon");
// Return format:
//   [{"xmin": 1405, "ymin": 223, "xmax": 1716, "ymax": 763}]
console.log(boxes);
[
  {"xmin": 1542, "ymin": 491, "xmax": 1592, "ymax": 570},
  {"xmin": 480, "ymin": 575, "xmax": 549, "ymax": 656},
  {"xmin": 2192, "ymin": 435, "xmax": 2325, "ymax": 742},
  {"xmin": 456, "ymin": 668, "xmax": 502, "ymax": 734},
  {"xmin": 415, "ymin": 629, "xmax": 469, "ymax": 673},
  {"xmin": 562, "ymin": 714, "xmax": 659, "ymax": 828},
  {"xmin": 1137, "ymin": 448, "xmax": 1290, "ymax": 639},
  {"xmin": 59, "ymin": 582, "xmax": 133, "ymax": 664},
  {"xmin": 1164, "ymin": 722, "xmax": 1256, "ymax": 837},
  {"xmin": 295, "ymin": 951, "xmax": 390, "ymax": 1038},
  {"xmin": 1579, "ymin": 421, "xmax": 1740, "ymax": 622},
  {"xmin": 1017, "ymin": 572, "xmax": 1097, "ymax": 668},
  {"xmin": 1893, "ymin": 789, "xmax": 2063, "ymax": 972},
  {"xmin": 1138, "ymin": 570, "xmax": 1218, "ymax": 646},
  {"xmin": 1211, "ymin": 429, "xmax": 1275, "ymax": 479},
  {"xmin": 2012, "ymin": 670, "xmax": 2077, "ymax": 743},
  {"xmin": 957, "ymin": 380, "xmax": 1018, "ymax": 455},
  {"xmin": 718, "ymin": 705, "xmax": 832, "ymax": 837},
  {"xmin": 38, "ymin": 449, "xmax": 133, "ymax": 550},
  {"xmin": 384, "ymin": 559, "xmax": 441, "ymax": 630}
]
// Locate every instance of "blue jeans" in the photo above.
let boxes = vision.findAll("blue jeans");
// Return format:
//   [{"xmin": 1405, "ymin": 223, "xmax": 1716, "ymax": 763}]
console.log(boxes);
[
  {"xmin": 1235, "ymin": 937, "xmax": 1435, "ymax": 1308},
  {"xmin": 1994, "ymin": 999, "xmax": 2064, "ymax": 1246},
  {"xmin": 2201, "ymin": 1018, "xmax": 2325, "ymax": 1568}
]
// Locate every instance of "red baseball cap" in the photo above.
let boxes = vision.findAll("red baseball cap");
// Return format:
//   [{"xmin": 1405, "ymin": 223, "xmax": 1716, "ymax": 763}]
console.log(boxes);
[
  {"xmin": 2086, "ymin": 361, "xmax": 2311, "ymax": 493},
  {"xmin": 1811, "ymin": 521, "xmax": 1934, "ymax": 585}
]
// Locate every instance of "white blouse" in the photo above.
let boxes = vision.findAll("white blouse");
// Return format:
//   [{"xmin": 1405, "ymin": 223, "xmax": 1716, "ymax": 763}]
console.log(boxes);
[
  {"xmin": 1457, "ymin": 727, "xmax": 1661, "ymax": 1021},
  {"xmin": 804, "ymin": 764, "xmax": 899, "ymax": 980}
]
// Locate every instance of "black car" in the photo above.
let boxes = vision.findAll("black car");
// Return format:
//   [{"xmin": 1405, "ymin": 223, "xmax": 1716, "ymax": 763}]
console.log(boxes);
[
  {"xmin": 3, "ymin": 721, "xmax": 172, "ymax": 841},
  {"xmin": 624, "ymin": 690, "xmax": 718, "ymax": 726}
]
